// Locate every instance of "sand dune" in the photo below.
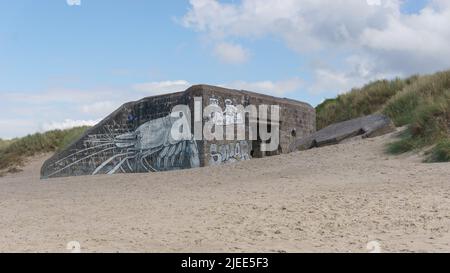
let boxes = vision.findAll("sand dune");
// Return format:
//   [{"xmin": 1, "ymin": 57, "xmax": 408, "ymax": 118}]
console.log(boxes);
[{"xmin": 1, "ymin": 131, "xmax": 450, "ymax": 253}]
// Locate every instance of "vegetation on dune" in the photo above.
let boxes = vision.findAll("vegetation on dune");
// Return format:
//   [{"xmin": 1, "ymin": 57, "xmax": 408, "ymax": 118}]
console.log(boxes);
[
  {"xmin": 316, "ymin": 75, "xmax": 419, "ymax": 130},
  {"xmin": 425, "ymin": 139, "xmax": 450, "ymax": 163},
  {"xmin": 0, "ymin": 126, "xmax": 90, "ymax": 175},
  {"xmin": 2, "ymin": 70, "xmax": 449, "ymax": 175},
  {"xmin": 0, "ymin": 139, "xmax": 15, "ymax": 150},
  {"xmin": 383, "ymin": 71, "xmax": 450, "ymax": 162},
  {"xmin": 316, "ymin": 69, "xmax": 450, "ymax": 163},
  {"xmin": 382, "ymin": 70, "xmax": 450, "ymax": 126}
]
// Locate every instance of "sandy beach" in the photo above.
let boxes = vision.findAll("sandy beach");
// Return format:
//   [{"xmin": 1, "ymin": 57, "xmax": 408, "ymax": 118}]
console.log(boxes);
[{"xmin": 1, "ymin": 131, "xmax": 450, "ymax": 253}]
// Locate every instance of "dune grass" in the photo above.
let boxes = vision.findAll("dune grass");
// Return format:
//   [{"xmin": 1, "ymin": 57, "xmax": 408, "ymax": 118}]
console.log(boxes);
[
  {"xmin": 0, "ymin": 126, "xmax": 90, "ymax": 175},
  {"xmin": 0, "ymin": 139, "xmax": 15, "ymax": 150},
  {"xmin": 383, "ymin": 71, "xmax": 450, "ymax": 162},
  {"xmin": 316, "ymin": 69, "xmax": 450, "ymax": 163},
  {"xmin": 382, "ymin": 71, "xmax": 450, "ymax": 125},
  {"xmin": 316, "ymin": 76, "xmax": 419, "ymax": 130},
  {"xmin": 425, "ymin": 139, "xmax": 450, "ymax": 163},
  {"xmin": 2, "ymin": 70, "xmax": 449, "ymax": 173}
]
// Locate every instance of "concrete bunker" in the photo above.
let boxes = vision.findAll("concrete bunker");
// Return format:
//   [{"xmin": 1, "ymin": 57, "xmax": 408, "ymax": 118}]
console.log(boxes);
[{"xmin": 41, "ymin": 85, "xmax": 316, "ymax": 179}]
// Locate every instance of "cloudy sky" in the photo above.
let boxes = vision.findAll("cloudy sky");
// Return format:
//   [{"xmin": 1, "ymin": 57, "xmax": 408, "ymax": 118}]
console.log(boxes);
[{"xmin": 0, "ymin": 0, "xmax": 448, "ymax": 139}]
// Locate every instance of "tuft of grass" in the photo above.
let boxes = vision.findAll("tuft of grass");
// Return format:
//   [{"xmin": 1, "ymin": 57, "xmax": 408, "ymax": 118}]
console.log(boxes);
[
  {"xmin": 386, "ymin": 139, "xmax": 415, "ymax": 155},
  {"xmin": 386, "ymin": 130, "xmax": 417, "ymax": 155},
  {"xmin": 0, "ymin": 126, "xmax": 90, "ymax": 174},
  {"xmin": 382, "ymin": 90, "xmax": 420, "ymax": 126},
  {"xmin": 425, "ymin": 139, "xmax": 450, "ymax": 163}
]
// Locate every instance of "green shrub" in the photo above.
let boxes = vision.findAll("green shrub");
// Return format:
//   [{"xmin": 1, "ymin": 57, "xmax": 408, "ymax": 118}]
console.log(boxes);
[{"xmin": 386, "ymin": 130, "xmax": 417, "ymax": 155}]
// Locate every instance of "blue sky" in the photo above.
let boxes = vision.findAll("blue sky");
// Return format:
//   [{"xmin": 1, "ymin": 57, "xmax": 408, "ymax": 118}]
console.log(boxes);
[{"xmin": 1, "ymin": 0, "xmax": 447, "ymax": 139}]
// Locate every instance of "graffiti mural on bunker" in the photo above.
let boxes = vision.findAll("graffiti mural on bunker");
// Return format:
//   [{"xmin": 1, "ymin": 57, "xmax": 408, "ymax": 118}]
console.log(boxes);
[
  {"xmin": 45, "ymin": 113, "xmax": 200, "ymax": 178},
  {"xmin": 41, "ymin": 85, "xmax": 316, "ymax": 179},
  {"xmin": 209, "ymin": 141, "xmax": 251, "ymax": 166},
  {"xmin": 208, "ymin": 98, "xmax": 244, "ymax": 126}
]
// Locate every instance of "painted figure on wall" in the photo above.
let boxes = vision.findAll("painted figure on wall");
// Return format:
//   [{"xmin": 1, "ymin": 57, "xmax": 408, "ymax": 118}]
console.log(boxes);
[
  {"xmin": 45, "ymin": 113, "xmax": 200, "ymax": 178},
  {"xmin": 208, "ymin": 98, "xmax": 244, "ymax": 126}
]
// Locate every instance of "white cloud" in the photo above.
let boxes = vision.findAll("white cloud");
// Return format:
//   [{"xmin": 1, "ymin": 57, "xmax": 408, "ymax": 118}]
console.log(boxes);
[
  {"xmin": 182, "ymin": 0, "xmax": 400, "ymax": 51},
  {"xmin": 81, "ymin": 101, "xmax": 118, "ymax": 116},
  {"xmin": 66, "ymin": 0, "xmax": 81, "ymax": 6},
  {"xmin": 306, "ymin": 54, "xmax": 399, "ymax": 95},
  {"xmin": 0, "ymin": 119, "xmax": 37, "ymax": 139},
  {"xmin": 182, "ymin": 0, "xmax": 450, "ymax": 94},
  {"xmin": 1, "ymin": 81, "xmax": 194, "ymax": 138},
  {"xmin": 366, "ymin": 0, "xmax": 382, "ymax": 6},
  {"xmin": 40, "ymin": 119, "xmax": 101, "ymax": 132},
  {"xmin": 213, "ymin": 42, "xmax": 250, "ymax": 64},
  {"xmin": 359, "ymin": 3, "xmax": 450, "ymax": 73},
  {"xmin": 4, "ymin": 87, "xmax": 122, "ymax": 104},
  {"xmin": 0, "ymin": 77, "xmax": 308, "ymax": 138},
  {"xmin": 222, "ymin": 78, "xmax": 303, "ymax": 96},
  {"xmin": 132, "ymin": 80, "xmax": 191, "ymax": 95},
  {"xmin": 309, "ymin": 69, "xmax": 353, "ymax": 95}
]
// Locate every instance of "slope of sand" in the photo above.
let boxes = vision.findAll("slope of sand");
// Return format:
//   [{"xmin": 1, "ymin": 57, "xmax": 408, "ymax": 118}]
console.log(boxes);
[{"xmin": 1, "ymin": 131, "xmax": 450, "ymax": 253}]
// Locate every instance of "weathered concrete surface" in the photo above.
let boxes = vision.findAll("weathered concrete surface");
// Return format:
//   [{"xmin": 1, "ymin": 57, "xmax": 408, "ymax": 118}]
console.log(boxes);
[
  {"xmin": 41, "ymin": 85, "xmax": 315, "ymax": 179},
  {"xmin": 291, "ymin": 114, "xmax": 396, "ymax": 151}
]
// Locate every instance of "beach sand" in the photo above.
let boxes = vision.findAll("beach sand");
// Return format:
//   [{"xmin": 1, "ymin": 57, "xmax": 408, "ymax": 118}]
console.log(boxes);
[{"xmin": 1, "ymin": 131, "xmax": 450, "ymax": 253}]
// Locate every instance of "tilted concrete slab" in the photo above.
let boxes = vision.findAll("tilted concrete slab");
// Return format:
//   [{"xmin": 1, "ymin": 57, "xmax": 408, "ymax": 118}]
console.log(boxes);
[{"xmin": 291, "ymin": 114, "xmax": 396, "ymax": 151}]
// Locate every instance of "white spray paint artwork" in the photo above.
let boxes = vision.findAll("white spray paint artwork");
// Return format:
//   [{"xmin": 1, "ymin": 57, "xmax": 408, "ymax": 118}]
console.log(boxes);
[
  {"xmin": 46, "ymin": 113, "xmax": 200, "ymax": 178},
  {"xmin": 209, "ymin": 141, "xmax": 251, "ymax": 166},
  {"xmin": 208, "ymin": 98, "xmax": 244, "ymax": 126}
]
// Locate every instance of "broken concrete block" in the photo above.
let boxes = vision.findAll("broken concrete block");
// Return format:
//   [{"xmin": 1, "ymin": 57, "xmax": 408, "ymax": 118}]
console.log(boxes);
[{"xmin": 293, "ymin": 114, "xmax": 396, "ymax": 150}]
